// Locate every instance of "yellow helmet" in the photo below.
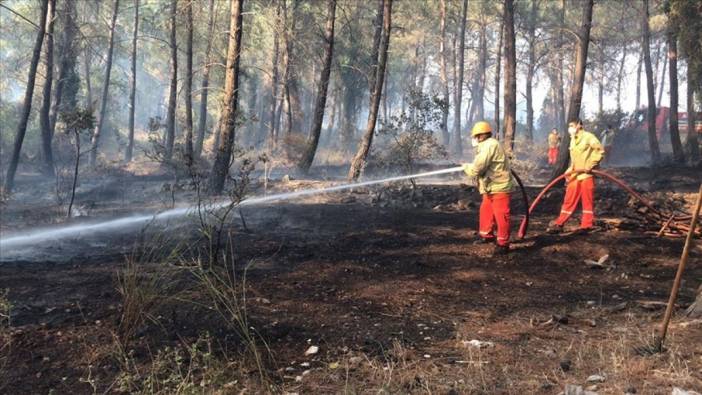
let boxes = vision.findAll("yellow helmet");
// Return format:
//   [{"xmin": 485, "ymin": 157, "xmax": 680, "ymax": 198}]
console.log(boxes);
[{"xmin": 471, "ymin": 121, "xmax": 492, "ymax": 137}]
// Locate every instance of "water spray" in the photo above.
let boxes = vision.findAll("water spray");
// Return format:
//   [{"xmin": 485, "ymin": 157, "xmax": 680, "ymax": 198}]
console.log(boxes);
[{"xmin": 0, "ymin": 166, "xmax": 465, "ymax": 251}]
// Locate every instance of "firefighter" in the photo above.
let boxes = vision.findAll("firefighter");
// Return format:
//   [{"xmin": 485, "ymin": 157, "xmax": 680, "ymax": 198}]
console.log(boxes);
[
  {"xmin": 462, "ymin": 121, "xmax": 513, "ymax": 254},
  {"xmin": 547, "ymin": 128, "xmax": 561, "ymax": 165},
  {"xmin": 600, "ymin": 125, "xmax": 615, "ymax": 164},
  {"xmin": 547, "ymin": 119, "xmax": 605, "ymax": 234}
]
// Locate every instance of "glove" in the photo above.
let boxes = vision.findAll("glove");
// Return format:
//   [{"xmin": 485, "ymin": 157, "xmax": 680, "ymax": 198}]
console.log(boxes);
[{"xmin": 462, "ymin": 163, "xmax": 472, "ymax": 176}]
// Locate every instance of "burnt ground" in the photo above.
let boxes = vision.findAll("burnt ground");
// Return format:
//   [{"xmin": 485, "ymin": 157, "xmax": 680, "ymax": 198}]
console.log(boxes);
[{"xmin": 1, "ymin": 166, "xmax": 701, "ymax": 394}]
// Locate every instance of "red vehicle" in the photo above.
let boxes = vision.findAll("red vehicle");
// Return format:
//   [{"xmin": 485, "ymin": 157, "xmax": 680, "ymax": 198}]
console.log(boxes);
[
  {"xmin": 617, "ymin": 107, "xmax": 702, "ymax": 158},
  {"xmin": 625, "ymin": 107, "xmax": 702, "ymax": 140}
]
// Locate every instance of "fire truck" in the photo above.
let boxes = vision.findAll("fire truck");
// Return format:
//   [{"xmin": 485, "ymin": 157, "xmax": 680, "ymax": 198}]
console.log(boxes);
[{"xmin": 613, "ymin": 107, "xmax": 702, "ymax": 159}]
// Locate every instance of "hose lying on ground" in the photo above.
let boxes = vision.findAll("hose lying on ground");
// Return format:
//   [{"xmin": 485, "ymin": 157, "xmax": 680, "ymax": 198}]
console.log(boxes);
[{"xmin": 517, "ymin": 169, "xmax": 698, "ymax": 239}]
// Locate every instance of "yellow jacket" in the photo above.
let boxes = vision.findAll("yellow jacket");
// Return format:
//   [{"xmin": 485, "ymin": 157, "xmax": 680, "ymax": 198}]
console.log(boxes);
[
  {"xmin": 463, "ymin": 137, "xmax": 513, "ymax": 194},
  {"xmin": 568, "ymin": 130, "xmax": 604, "ymax": 181},
  {"xmin": 548, "ymin": 132, "xmax": 560, "ymax": 148}
]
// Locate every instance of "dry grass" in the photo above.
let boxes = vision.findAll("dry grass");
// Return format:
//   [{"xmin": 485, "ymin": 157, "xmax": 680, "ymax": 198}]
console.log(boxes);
[{"xmin": 0, "ymin": 289, "xmax": 11, "ymax": 392}]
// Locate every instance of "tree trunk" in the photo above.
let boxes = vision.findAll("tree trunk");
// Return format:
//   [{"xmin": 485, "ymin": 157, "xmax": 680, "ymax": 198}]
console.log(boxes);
[
  {"xmin": 657, "ymin": 42, "xmax": 667, "ymax": 108},
  {"xmin": 502, "ymin": 0, "xmax": 517, "ymax": 154},
  {"xmin": 347, "ymin": 0, "xmax": 392, "ymax": 181},
  {"xmin": 298, "ymin": 0, "xmax": 336, "ymax": 173},
  {"xmin": 551, "ymin": 0, "xmax": 593, "ymax": 180},
  {"xmin": 67, "ymin": 130, "xmax": 81, "ymax": 218},
  {"xmin": 469, "ymin": 16, "xmax": 487, "ymax": 126},
  {"xmin": 685, "ymin": 67, "xmax": 700, "ymax": 163},
  {"xmin": 164, "ymin": 0, "xmax": 178, "ymax": 162},
  {"xmin": 636, "ymin": 48, "xmax": 642, "ymax": 110},
  {"xmin": 598, "ymin": 78, "xmax": 604, "ymax": 115},
  {"xmin": 666, "ymin": 5, "xmax": 684, "ymax": 163},
  {"xmin": 525, "ymin": 0, "xmax": 536, "ymax": 142},
  {"xmin": 556, "ymin": 0, "xmax": 566, "ymax": 133},
  {"xmin": 642, "ymin": 0, "xmax": 661, "ymax": 164},
  {"xmin": 89, "ymin": 0, "xmax": 120, "ymax": 167},
  {"xmin": 369, "ymin": 0, "xmax": 384, "ymax": 93},
  {"xmin": 50, "ymin": 0, "xmax": 79, "ymax": 138},
  {"xmin": 616, "ymin": 42, "xmax": 627, "ymax": 111},
  {"xmin": 83, "ymin": 49, "xmax": 93, "ymax": 110},
  {"xmin": 245, "ymin": 76, "xmax": 259, "ymax": 145},
  {"xmin": 452, "ymin": 0, "xmax": 468, "ymax": 157},
  {"xmin": 4, "ymin": 0, "xmax": 49, "ymax": 193},
  {"xmin": 686, "ymin": 285, "xmax": 702, "ymax": 319},
  {"xmin": 195, "ymin": 0, "xmax": 216, "ymax": 157},
  {"xmin": 125, "ymin": 0, "xmax": 139, "ymax": 162},
  {"xmin": 208, "ymin": 0, "xmax": 244, "ymax": 194},
  {"xmin": 284, "ymin": 0, "xmax": 302, "ymax": 135},
  {"xmin": 495, "ymin": 17, "xmax": 503, "ymax": 138},
  {"xmin": 184, "ymin": 0, "xmax": 194, "ymax": 166},
  {"xmin": 39, "ymin": 0, "xmax": 57, "ymax": 177},
  {"xmin": 325, "ymin": 86, "xmax": 337, "ymax": 142},
  {"xmin": 340, "ymin": 87, "xmax": 358, "ymax": 150},
  {"xmin": 267, "ymin": 0, "xmax": 281, "ymax": 148},
  {"xmin": 439, "ymin": 0, "xmax": 450, "ymax": 146}
]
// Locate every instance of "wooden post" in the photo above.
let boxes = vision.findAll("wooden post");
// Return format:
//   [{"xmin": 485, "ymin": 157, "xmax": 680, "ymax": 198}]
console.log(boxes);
[{"xmin": 655, "ymin": 184, "xmax": 702, "ymax": 351}]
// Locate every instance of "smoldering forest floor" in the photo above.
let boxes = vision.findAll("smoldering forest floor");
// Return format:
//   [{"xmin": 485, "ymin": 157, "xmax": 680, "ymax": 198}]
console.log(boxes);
[{"xmin": 1, "ymin": 166, "xmax": 702, "ymax": 394}]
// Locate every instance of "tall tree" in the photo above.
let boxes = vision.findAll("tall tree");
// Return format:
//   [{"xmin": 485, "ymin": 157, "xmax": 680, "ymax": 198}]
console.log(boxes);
[
  {"xmin": 452, "ymin": 0, "xmax": 468, "ymax": 156},
  {"xmin": 494, "ymin": 17, "xmax": 503, "ymax": 138},
  {"xmin": 524, "ymin": 0, "xmax": 537, "ymax": 142},
  {"xmin": 369, "ymin": 0, "xmax": 384, "ymax": 95},
  {"xmin": 635, "ymin": 48, "xmax": 642, "ymax": 110},
  {"xmin": 125, "ymin": 0, "xmax": 139, "ymax": 162},
  {"xmin": 556, "ymin": 0, "xmax": 566, "ymax": 133},
  {"xmin": 616, "ymin": 42, "xmax": 628, "ymax": 111},
  {"xmin": 439, "ymin": 0, "xmax": 450, "ymax": 146},
  {"xmin": 347, "ymin": 0, "xmax": 393, "ymax": 181},
  {"xmin": 298, "ymin": 0, "xmax": 336, "ymax": 173},
  {"xmin": 39, "ymin": 0, "xmax": 57, "ymax": 177},
  {"xmin": 284, "ymin": 0, "xmax": 302, "ymax": 135},
  {"xmin": 4, "ymin": 0, "xmax": 50, "ymax": 193},
  {"xmin": 468, "ymin": 15, "xmax": 487, "ymax": 127},
  {"xmin": 209, "ymin": 0, "xmax": 244, "ymax": 194},
  {"xmin": 195, "ymin": 0, "xmax": 216, "ymax": 157},
  {"xmin": 657, "ymin": 43, "xmax": 668, "ymax": 107},
  {"xmin": 164, "ymin": 0, "xmax": 178, "ymax": 161},
  {"xmin": 642, "ymin": 0, "xmax": 661, "ymax": 164},
  {"xmin": 50, "ymin": 0, "xmax": 79, "ymax": 137},
  {"xmin": 502, "ymin": 0, "xmax": 517, "ymax": 154},
  {"xmin": 89, "ymin": 0, "xmax": 120, "ymax": 166},
  {"xmin": 686, "ymin": 67, "xmax": 699, "ymax": 163},
  {"xmin": 665, "ymin": 0, "xmax": 684, "ymax": 163},
  {"xmin": 267, "ymin": 0, "xmax": 282, "ymax": 147},
  {"xmin": 184, "ymin": 0, "xmax": 194, "ymax": 165},
  {"xmin": 551, "ymin": 0, "xmax": 593, "ymax": 179}
]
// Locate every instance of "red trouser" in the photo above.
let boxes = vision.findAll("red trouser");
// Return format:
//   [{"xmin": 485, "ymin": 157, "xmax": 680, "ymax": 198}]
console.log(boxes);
[
  {"xmin": 548, "ymin": 147, "xmax": 558, "ymax": 164},
  {"xmin": 554, "ymin": 177, "xmax": 595, "ymax": 229},
  {"xmin": 479, "ymin": 193, "xmax": 511, "ymax": 246}
]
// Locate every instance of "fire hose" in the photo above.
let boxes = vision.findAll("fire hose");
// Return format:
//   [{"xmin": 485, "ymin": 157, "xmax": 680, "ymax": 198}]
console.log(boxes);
[
  {"xmin": 510, "ymin": 170, "xmax": 530, "ymax": 238},
  {"xmin": 517, "ymin": 169, "xmax": 698, "ymax": 239}
]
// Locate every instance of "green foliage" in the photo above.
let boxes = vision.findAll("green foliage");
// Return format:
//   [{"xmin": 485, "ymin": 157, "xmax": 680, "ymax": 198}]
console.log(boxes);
[
  {"xmin": 113, "ymin": 333, "xmax": 241, "ymax": 394},
  {"xmin": 588, "ymin": 109, "xmax": 629, "ymax": 135},
  {"xmin": 59, "ymin": 108, "xmax": 96, "ymax": 134},
  {"xmin": 373, "ymin": 89, "xmax": 447, "ymax": 173},
  {"xmin": 671, "ymin": 0, "xmax": 702, "ymax": 90}
]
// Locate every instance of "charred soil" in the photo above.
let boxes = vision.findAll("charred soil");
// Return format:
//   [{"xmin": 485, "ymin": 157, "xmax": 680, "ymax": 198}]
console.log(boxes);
[{"xmin": 1, "ymin": 166, "xmax": 701, "ymax": 394}]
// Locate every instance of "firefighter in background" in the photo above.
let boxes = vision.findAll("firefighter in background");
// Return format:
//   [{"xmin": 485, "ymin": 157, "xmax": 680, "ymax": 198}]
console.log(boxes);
[
  {"xmin": 600, "ymin": 125, "xmax": 615, "ymax": 164},
  {"xmin": 548, "ymin": 119, "xmax": 605, "ymax": 233},
  {"xmin": 462, "ymin": 121, "xmax": 513, "ymax": 254},
  {"xmin": 547, "ymin": 128, "xmax": 561, "ymax": 165}
]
